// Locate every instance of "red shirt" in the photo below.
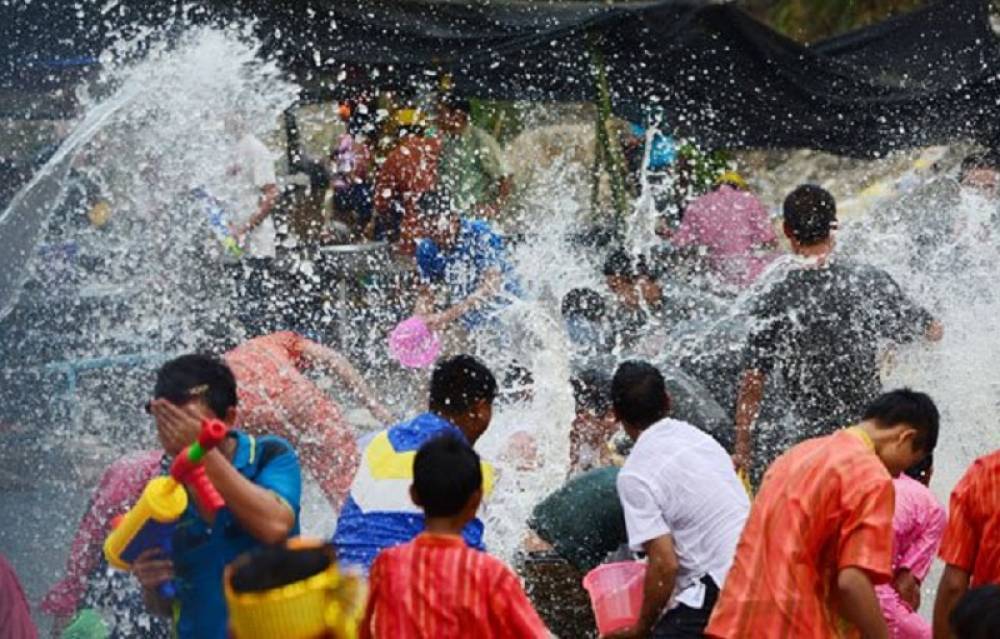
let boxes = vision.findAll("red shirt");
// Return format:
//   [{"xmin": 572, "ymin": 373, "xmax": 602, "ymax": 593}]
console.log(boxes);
[
  {"xmin": 372, "ymin": 135, "xmax": 442, "ymax": 255},
  {"xmin": 706, "ymin": 429, "xmax": 895, "ymax": 639},
  {"xmin": 938, "ymin": 449, "xmax": 1000, "ymax": 586},
  {"xmin": 360, "ymin": 533, "xmax": 548, "ymax": 639}
]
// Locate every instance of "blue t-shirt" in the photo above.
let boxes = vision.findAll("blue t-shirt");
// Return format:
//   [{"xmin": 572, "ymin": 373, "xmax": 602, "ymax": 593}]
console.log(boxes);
[
  {"xmin": 332, "ymin": 412, "xmax": 492, "ymax": 571},
  {"xmin": 415, "ymin": 218, "xmax": 522, "ymax": 329},
  {"xmin": 171, "ymin": 431, "xmax": 302, "ymax": 639}
]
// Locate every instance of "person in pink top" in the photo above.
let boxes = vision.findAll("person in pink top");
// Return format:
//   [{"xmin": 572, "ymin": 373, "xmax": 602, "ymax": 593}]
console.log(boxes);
[
  {"xmin": 42, "ymin": 450, "xmax": 165, "ymax": 633},
  {"xmin": 877, "ymin": 454, "xmax": 947, "ymax": 639},
  {"xmin": 224, "ymin": 331, "xmax": 394, "ymax": 508},
  {"xmin": 672, "ymin": 172, "xmax": 778, "ymax": 288}
]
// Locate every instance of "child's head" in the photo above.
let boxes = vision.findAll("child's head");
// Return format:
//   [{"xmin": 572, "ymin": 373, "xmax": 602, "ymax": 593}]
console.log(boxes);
[
  {"xmin": 411, "ymin": 436, "xmax": 483, "ymax": 525},
  {"xmin": 428, "ymin": 355, "xmax": 497, "ymax": 443},
  {"xmin": 950, "ymin": 585, "xmax": 1000, "ymax": 639},
  {"xmin": 862, "ymin": 388, "xmax": 939, "ymax": 477}
]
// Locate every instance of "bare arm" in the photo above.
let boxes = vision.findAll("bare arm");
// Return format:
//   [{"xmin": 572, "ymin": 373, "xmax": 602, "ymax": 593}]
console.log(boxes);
[
  {"xmin": 202, "ymin": 448, "xmax": 295, "ymax": 545},
  {"xmin": 837, "ymin": 566, "xmax": 889, "ymax": 639},
  {"xmin": 734, "ymin": 368, "xmax": 765, "ymax": 474},
  {"xmin": 605, "ymin": 535, "xmax": 679, "ymax": 639},
  {"xmin": 933, "ymin": 565, "xmax": 970, "ymax": 639},
  {"xmin": 425, "ymin": 267, "xmax": 502, "ymax": 330},
  {"xmin": 237, "ymin": 183, "xmax": 278, "ymax": 235},
  {"xmin": 300, "ymin": 339, "xmax": 395, "ymax": 424}
]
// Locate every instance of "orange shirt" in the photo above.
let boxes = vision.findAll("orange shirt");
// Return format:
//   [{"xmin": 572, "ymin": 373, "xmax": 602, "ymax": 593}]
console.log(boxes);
[
  {"xmin": 938, "ymin": 449, "xmax": 1000, "ymax": 586},
  {"xmin": 373, "ymin": 135, "xmax": 442, "ymax": 254},
  {"xmin": 706, "ymin": 429, "xmax": 895, "ymax": 639},
  {"xmin": 360, "ymin": 533, "xmax": 548, "ymax": 639}
]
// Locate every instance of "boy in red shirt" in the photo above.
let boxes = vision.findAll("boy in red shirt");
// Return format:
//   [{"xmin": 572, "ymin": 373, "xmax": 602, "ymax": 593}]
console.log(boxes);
[
  {"xmin": 932, "ymin": 448, "xmax": 1000, "ymax": 639},
  {"xmin": 706, "ymin": 389, "xmax": 940, "ymax": 639},
  {"xmin": 360, "ymin": 436, "xmax": 548, "ymax": 639}
]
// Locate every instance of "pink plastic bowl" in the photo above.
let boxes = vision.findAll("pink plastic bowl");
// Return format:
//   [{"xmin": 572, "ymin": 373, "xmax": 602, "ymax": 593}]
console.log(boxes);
[
  {"xmin": 582, "ymin": 561, "xmax": 647, "ymax": 636},
  {"xmin": 388, "ymin": 316, "xmax": 442, "ymax": 369}
]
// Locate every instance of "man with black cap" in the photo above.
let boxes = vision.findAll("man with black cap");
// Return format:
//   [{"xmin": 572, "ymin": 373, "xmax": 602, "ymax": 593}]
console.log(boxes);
[{"xmin": 733, "ymin": 184, "xmax": 943, "ymax": 483}]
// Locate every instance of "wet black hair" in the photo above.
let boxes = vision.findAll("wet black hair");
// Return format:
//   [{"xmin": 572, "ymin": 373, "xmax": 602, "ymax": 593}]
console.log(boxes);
[
  {"xmin": 154, "ymin": 354, "xmax": 237, "ymax": 420},
  {"xmin": 959, "ymin": 151, "xmax": 1000, "ymax": 181},
  {"xmin": 572, "ymin": 369, "xmax": 612, "ymax": 416},
  {"xmin": 862, "ymin": 388, "xmax": 939, "ymax": 454},
  {"xmin": 417, "ymin": 189, "xmax": 457, "ymax": 221},
  {"xmin": 413, "ymin": 435, "xmax": 483, "ymax": 518},
  {"xmin": 429, "ymin": 354, "xmax": 498, "ymax": 415},
  {"xmin": 950, "ymin": 585, "xmax": 1000, "ymax": 639},
  {"xmin": 783, "ymin": 184, "xmax": 837, "ymax": 245},
  {"xmin": 561, "ymin": 288, "xmax": 607, "ymax": 322},
  {"xmin": 611, "ymin": 360, "xmax": 671, "ymax": 430},
  {"xmin": 603, "ymin": 248, "xmax": 635, "ymax": 279},
  {"xmin": 904, "ymin": 453, "xmax": 934, "ymax": 484},
  {"xmin": 230, "ymin": 544, "xmax": 334, "ymax": 593}
]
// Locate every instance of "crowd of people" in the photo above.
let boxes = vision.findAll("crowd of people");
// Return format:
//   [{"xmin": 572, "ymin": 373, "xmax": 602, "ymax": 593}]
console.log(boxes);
[{"xmin": 4, "ymin": 104, "xmax": 1000, "ymax": 638}]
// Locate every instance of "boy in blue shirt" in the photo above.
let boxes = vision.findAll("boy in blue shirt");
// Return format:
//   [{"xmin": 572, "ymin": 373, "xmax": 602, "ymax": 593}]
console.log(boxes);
[
  {"xmin": 132, "ymin": 354, "xmax": 302, "ymax": 639},
  {"xmin": 413, "ymin": 190, "xmax": 522, "ymax": 332}
]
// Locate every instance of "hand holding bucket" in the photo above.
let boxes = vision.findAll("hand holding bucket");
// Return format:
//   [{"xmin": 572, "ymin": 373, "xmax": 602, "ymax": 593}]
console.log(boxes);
[
  {"xmin": 388, "ymin": 316, "xmax": 442, "ymax": 369},
  {"xmin": 582, "ymin": 561, "xmax": 647, "ymax": 636}
]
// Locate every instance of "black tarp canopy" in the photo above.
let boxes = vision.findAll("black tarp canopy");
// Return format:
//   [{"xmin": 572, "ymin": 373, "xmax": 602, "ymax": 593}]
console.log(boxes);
[{"xmin": 2, "ymin": 0, "xmax": 999, "ymax": 156}]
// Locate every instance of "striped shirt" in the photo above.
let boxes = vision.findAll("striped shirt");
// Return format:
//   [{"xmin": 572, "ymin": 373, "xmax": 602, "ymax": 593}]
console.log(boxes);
[
  {"xmin": 706, "ymin": 429, "xmax": 895, "ymax": 639},
  {"xmin": 938, "ymin": 449, "xmax": 1000, "ymax": 586},
  {"xmin": 360, "ymin": 533, "xmax": 548, "ymax": 639}
]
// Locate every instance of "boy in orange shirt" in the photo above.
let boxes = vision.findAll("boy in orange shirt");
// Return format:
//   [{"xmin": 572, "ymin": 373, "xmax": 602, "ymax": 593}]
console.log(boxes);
[
  {"xmin": 932, "ymin": 448, "xmax": 1000, "ymax": 639},
  {"xmin": 706, "ymin": 389, "xmax": 940, "ymax": 639},
  {"xmin": 360, "ymin": 436, "xmax": 548, "ymax": 639}
]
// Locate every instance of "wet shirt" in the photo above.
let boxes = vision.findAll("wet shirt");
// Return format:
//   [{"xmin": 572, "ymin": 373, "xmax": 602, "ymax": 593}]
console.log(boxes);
[
  {"xmin": 415, "ymin": 218, "xmax": 522, "ymax": 330},
  {"xmin": 876, "ymin": 475, "xmax": 946, "ymax": 639},
  {"xmin": 938, "ymin": 449, "xmax": 1000, "ymax": 586},
  {"xmin": 373, "ymin": 135, "xmax": 442, "ymax": 253},
  {"xmin": 529, "ymin": 466, "xmax": 626, "ymax": 573},
  {"xmin": 618, "ymin": 419, "xmax": 750, "ymax": 609},
  {"xmin": 172, "ymin": 431, "xmax": 301, "ymax": 639},
  {"xmin": 437, "ymin": 126, "xmax": 510, "ymax": 211},
  {"xmin": 361, "ymin": 533, "xmax": 547, "ymax": 639},
  {"xmin": 332, "ymin": 413, "xmax": 495, "ymax": 571},
  {"xmin": 744, "ymin": 258, "xmax": 933, "ymax": 436},
  {"xmin": 674, "ymin": 186, "xmax": 777, "ymax": 288},
  {"xmin": 706, "ymin": 429, "xmax": 895, "ymax": 639}
]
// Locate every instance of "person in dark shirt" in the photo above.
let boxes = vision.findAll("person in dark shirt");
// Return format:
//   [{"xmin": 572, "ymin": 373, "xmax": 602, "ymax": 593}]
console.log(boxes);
[{"xmin": 733, "ymin": 185, "xmax": 943, "ymax": 482}]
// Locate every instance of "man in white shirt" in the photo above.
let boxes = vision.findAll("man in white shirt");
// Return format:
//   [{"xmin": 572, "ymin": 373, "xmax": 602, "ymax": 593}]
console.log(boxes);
[
  {"xmin": 608, "ymin": 360, "xmax": 749, "ymax": 639},
  {"xmin": 222, "ymin": 122, "xmax": 279, "ymax": 335}
]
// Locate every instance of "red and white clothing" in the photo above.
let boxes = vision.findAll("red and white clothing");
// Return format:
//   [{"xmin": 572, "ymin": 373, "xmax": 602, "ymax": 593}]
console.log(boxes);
[
  {"xmin": 360, "ymin": 533, "xmax": 547, "ymax": 639},
  {"xmin": 225, "ymin": 332, "xmax": 358, "ymax": 507}
]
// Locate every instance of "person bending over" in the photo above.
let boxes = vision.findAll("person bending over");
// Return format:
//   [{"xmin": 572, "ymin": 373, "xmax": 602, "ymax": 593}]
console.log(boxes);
[
  {"xmin": 225, "ymin": 331, "xmax": 393, "ymax": 507},
  {"xmin": 707, "ymin": 389, "xmax": 940, "ymax": 639},
  {"xmin": 132, "ymin": 354, "xmax": 302, "ymax": 639},
  {"xmin": 607, "ymin": 361, "xmax": 750, "ymax": 639},
  {"xmin": 360, "ymin": 436, "xmax": 547, "ymax": 638}
]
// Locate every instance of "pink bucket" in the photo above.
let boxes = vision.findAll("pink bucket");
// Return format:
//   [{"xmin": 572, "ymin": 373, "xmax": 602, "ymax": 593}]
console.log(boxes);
[
  {"xmin": 582, "ymin": 561, "xmax": 647, "ymax": 636},
  {"xmin": 388, "ymin": 316, "xmax": 442, "ymax": 369}
]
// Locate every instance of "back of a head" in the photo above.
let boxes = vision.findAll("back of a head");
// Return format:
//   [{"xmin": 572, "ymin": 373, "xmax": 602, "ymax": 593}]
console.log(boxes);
[
  {"xmin": 863, "ymin": 389, "xmax": 940, "ymax": 455},
  {"xmin": 611, "ymin": 361, "xmax": 670, "ymax": 430},
  {"xmin": 562, "ymin": 288, "xmax": 607, "ymax": 322},
  {"xmin": 572, "ymin": 369, "xmax": 613, "ymax": 416},
  {"xmin": 603, "ymin": 248, "xmax": 635, "ymax": 280},
  {"xmin": 960, "ymin": 151, "xmax": 1000, "ymax": 180},
  {"xmin": 950, "ymin": 585, "xmax": 1000, "ymax": 639},
  {"xmin": 155, "ymin": 353, "xmax": 237, "ymax": 420},
  {"xmin": 440, "ymin": 94, "xmax": 472, "ymax": 115},
  {"xmin": 429, "ymin": 354, "xmax": 497, "ymax": 416},
  {"xmin": 783, "ymin": 184, "xmax": 837, "ymax": 245},
  {"xmin": 413, "ymin": 436, "xmax": 483, "ymax": 518}
]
